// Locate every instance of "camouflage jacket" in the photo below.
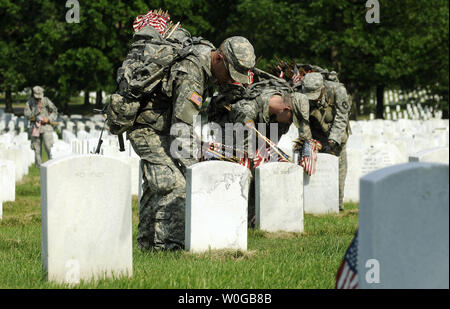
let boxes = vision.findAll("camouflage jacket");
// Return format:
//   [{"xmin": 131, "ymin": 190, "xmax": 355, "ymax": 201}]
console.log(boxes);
[
  {"xmin": 306, "ymin": 80, "xmax": 351, "ymax": 145},
  {"xmin": 230, "ymin": 86, "xmax": 311, "ymax": 143},
  {"xmin": 24, "ymin": 97, "xmax": 58, "ymax": 133}
]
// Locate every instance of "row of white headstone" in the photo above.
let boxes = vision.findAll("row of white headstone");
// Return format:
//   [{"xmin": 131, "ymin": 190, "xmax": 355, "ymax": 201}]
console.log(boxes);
[
  {"xmin": 0, "ymin": 110, "xmax": 142, "ymax": 197},
  {"xmin": 52, "ymin": 127, "xmax": 141, "ymax": 196},
  {"xmin": 367, "ymin": 103, "xmax": 444, "ymax": 121},
  {"xmin": 343, "ymin": 119, "xmax": 449, "ymax": 203},
  {"xmin": 367, "ymin": 89, "xmax": 442, "ymax": 106},
  {"xmin": 276, "ymin": 118, "xmax": 449, "ymax": 203},
  {"xmin": 0, "ymin": 130, "xmax": 35, "ymax": 220},
  {"xmin": 39, "ymin": 154, "xmax": 334, "ymax": 285},
  {"xmin": 39, "ymin": 155, "xmax": 448, "ymax": 288}
]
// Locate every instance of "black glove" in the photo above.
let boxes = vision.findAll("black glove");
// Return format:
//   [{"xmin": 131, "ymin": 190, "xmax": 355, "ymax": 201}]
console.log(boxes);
[{"xmin": 322, "ymin": 139, "xmax": 341, "ymax": 156}]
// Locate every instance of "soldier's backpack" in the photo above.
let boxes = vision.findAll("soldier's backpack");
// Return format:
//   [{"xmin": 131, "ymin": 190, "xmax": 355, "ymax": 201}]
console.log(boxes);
[
  {"xmin": 106, "ymin": 23, "xmax": 212, "ymax": 135},
  {"xmin": 295, "ymin": 63, "xmax": 340, "ymax": 83}
]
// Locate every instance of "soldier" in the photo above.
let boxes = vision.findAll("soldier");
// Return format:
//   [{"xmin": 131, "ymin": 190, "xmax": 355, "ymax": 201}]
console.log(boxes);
[
  {"xmin": 228, "ymin": 79, "xmax": 312, "ymax": 225},
  {"xmin": 230, "ymin": 81, "xmax": 311, "ymax": 144},
  {"xmin": 300, "ymin": 72, "xmax": 352, "ymax": 211},
  {"xmin": 24, "ymin": 86, "xmax": 58, "ymax": 168},
  {"xmin": 126, "ymin": 35, "xmax": 256, "ymax": 251}
]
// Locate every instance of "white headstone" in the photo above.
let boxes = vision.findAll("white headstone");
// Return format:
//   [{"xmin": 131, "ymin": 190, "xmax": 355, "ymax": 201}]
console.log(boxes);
[
  {"xmin": 0, "ymin": 160, "xmax": 15, "ymax": 202},
  {"xmin": 358, "ymin": 163, "xmax": 449, "ymax": 288},
  {"xmin": 41, "ymin": 155, "xmax": 133, "ymax": 284},
  {"xmin": 129, "ymin": 157, "xmax": 140, "ymax": 196},
  {"xmin": 255, "ymin": 163, "xmax": 303, "ymax": 232},
  {"xmin": 185, "ymin": 161, "xmax": 248, "ymax": 252},
  {"xmin": 303, "ymin": 153, "xmax": 339, "ymax": 214},
  {"xmin": 344, "ymin": 149, "xmax": 363, "ymax": 203},
  {"xmin": 361, "ymin": 143, "xmax": 406, "ymax": 175},
  {"xmin": 409, "ymin": 147, "xmax": 449, "ymax": 164},
  {"xmin": 118, "ymin": 156, "xmax": 140, "ymax": 197},
  {"xmin": 137, "ymin": 160, "xmax": 143, "ymax": 210},
  {"xmin": 277, "ymin": 124, "xmax": 298, "ymax": 159},
  {"xmin": 3, "ymin": 147, "xmax": 24, "ymax": 181}
]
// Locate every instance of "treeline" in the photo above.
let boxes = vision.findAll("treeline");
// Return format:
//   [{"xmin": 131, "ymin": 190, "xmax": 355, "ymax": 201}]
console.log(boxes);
[{"xmin": 0, "ymin": 0, "xmax": 448, "ymax": 117}]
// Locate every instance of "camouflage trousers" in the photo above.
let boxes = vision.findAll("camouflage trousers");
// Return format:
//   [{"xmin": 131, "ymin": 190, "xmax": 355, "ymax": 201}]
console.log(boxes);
[
  {"xmin": 128, "ymin": 126, "xmax": 197, "ymax": 251},
  {"xmin": 31, "ymin": 131, "xmax": 54, "ymax": 168},
  {"xmin": 338, "ymin": 144, "xmax": 348, "ymax": 211}
]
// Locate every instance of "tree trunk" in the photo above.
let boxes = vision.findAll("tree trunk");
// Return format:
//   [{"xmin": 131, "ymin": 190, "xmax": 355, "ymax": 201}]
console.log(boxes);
[
  {"xmin": 376, "ymin": 85, "xmax": 385, "ymax": 119},
  {"xmin": 350, "ymin": 92, "xmax": 359, "ymax": 121},
  {"xmin": 95, "ymin": 90, "xmax": 103, "ymax": 109},
  {"xmin": 84, "ymin": 91, "xmax": 90, "ymax": 106},
  {"xmin": 63, "ymin": 101, "xmax": 68, "ymax": 114},
  {"xmin": 4, "ymin": 88, "xmax": 13, "ymax": 113},
  {"xmin": 330, "ymin": 10, "xmax": 342, "ymax": 73}
]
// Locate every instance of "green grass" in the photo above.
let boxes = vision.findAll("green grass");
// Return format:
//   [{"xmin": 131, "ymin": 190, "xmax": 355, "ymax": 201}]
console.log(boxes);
[{"xmin": 0, "ymin": 153, "xmax": 359, "ymax": 289}]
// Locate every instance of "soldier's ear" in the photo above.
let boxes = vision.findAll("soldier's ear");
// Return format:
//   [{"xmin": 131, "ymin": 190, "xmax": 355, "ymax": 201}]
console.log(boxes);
[{"xmin": 213, "ymin": 50, "xmax": 222, "ymax": 63}]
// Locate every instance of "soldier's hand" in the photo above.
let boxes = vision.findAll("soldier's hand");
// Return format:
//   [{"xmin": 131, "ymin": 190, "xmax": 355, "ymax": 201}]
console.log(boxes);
[{"xmin": 322, "ymin": 139, "xmax": 341, "ymax": 156}]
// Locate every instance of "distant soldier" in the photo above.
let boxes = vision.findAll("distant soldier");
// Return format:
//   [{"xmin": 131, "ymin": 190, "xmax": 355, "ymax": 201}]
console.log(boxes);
[
  {"xmin": 24, "ymin": 86, "xmax": 58, "ymax": 168},
  {"xmin": 301, "ymin": 72, "xmax": 352, "ymax": 211}
]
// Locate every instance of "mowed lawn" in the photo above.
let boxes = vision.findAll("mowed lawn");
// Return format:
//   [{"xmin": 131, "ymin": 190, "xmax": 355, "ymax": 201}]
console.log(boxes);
[{"xmin": 0, "ymin": 149, "xmax": 359, "ymax": 289}]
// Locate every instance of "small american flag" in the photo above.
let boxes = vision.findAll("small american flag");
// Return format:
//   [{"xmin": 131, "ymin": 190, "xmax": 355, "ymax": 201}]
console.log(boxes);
[
  {"xmin": 239, "ymin": 153, "xmax": 251, "ymax": 169},
  {"xmin": 336, "ymin": 231, "xmax": 359, "ymax": 289},
  {"xmin": 277, "ymin": 65, "xmax": 285, "ymax": 79},
  {"xmin": 248, "ymin": 70, "xmax": 254, "ymax": 85},
  {"xmin": 133, "ymin": 10, "xmax": 170, "ymax": 34},
  {"xmin": 190, "ymin": 92, "xmax": 203, "ymax": 107},
  {"xmin": 300, "ymin": 139, "xmax": 320, "ymax": 176},
  {"xmin": 253, "ymin": 144, "xmax": 289, "ymax": 169},
  {"xmin": 253, "ymin": 146, "xmax": 268, "ymax": 168},
  {"xmin": 201, "ymin": 141, "xmax": 251, "ymax": 169}
]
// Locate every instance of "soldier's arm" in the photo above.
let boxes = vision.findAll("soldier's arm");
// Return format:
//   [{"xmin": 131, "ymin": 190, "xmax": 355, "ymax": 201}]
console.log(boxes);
[
  {"xmin": 230, "ymin": 99, "xmax": 259, "ymax": 151},
  {"xmin": 169, "ymin": 60, "xmax": 205, "ymax": 126},
  {"xmin": 24, "ymin": 99, "xmax": 34, "ymax": 120},
  {"xmin": 230, "ymin": 99, "xmax": 258, "ymax": 126},
  {"xmin": 292, "ymin": 93, "xmax": 312, "ymax": 139},
  {"xmin": 167, "ymin": 59, "xmax": 206, "ymax": 163},
  {"xmin": 328, "ymin": 85, "xmax": 351, "ymax": 144},
  {"xmin": 46, "ymin": 98, "xmax": 58, "ymax": 122}
]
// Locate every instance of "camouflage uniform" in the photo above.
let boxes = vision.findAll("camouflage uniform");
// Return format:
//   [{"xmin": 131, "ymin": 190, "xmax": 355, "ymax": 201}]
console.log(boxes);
[
  {"xmin": 301, "ymin": 73, "xmax": 351, "ymax": 210},
  {"xmin": 24, "ymin": 86, "xmax": 58, "ymax": 168},
  {"xmin": 229, "ymin": 83, "xmax": 311, "ymax": 225},
  {"xmin": 230, "ymin": 85, "xmax": 311, "ymax": 141},
  {"xmin": 127, "ymin": 36, "xmax": 255, "ymax": 251}
]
